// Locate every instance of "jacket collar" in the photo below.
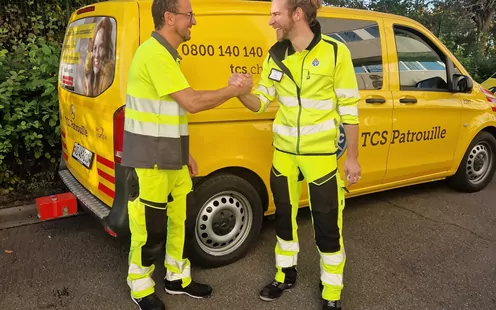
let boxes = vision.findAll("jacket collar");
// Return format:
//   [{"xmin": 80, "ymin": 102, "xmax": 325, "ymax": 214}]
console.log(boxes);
[
  {"xmin": 270, "ymin": 20, "xmax": 322, "ymax": 61},
  {"xmin": 151, "ymin": 31, "xmax": 182, "ymax": 61}
]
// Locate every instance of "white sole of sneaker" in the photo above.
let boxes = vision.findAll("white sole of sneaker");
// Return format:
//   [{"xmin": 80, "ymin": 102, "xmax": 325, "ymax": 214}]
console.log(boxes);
[
  {"xmin": 164, "ymin": 288, "xmax": 211, "ymax": 299},
  {"xmin": 130, "ymin": 294, "xmax": 143, "ymax": 310},
  {"xmin": 259, "ymin": 296, "xmax": 278, "ymax": 302}
]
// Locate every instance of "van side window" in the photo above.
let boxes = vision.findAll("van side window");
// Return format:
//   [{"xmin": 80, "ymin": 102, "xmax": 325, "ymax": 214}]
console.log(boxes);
[
  {"xmin": 393, "ymin": 25, "xmax": 449, "ymax": 91},
  {"xmin": 59, "ymin": 16, "xmax": 117, "ymax": 97},
  {"xmin": 317, "ymin": 17, "xmax": 383, "ymax": 90}
]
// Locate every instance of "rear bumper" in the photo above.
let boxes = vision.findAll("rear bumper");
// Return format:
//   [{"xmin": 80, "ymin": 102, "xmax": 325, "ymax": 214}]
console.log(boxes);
[
  {"xmin": 58, "ymin": 169, "xmax": 110, "ymax": 220},
  {"xmin": 57, "ymin": 152, "xmax": 132, "ymax": 238}
]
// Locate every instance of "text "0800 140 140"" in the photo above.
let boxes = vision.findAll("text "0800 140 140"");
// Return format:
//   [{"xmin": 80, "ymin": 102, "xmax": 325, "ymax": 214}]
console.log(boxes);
[{"xmin": 181, "ymin": 44, "xmax": 265, "ymax": 58}]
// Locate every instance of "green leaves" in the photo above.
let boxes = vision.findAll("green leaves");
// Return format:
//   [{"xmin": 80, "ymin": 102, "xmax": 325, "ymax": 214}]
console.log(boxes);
[
  {"xmin": 0, "ymin": 1, "xmax": 108, "ymax": 193},
  {"xmin": 0, "ymin": 30, "xmax": 62, "ymax": 192}
]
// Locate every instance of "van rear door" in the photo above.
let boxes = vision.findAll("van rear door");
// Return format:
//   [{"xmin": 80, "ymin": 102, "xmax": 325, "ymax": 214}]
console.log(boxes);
[{"xmin": 58, "ymin": 1, "xmax": 139, "ymax": 208}]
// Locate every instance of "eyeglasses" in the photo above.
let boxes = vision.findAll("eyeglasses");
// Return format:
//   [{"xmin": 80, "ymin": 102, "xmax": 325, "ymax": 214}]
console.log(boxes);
[{"xmin": 171, "ymin": 11, "xmax": 195, "ymax": 21}]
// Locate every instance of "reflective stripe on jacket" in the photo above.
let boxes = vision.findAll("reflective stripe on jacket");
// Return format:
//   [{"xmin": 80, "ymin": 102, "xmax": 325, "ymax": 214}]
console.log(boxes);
[{"xmin": 253, "ymin": 21, "xmax": 360, "ymax": 155}]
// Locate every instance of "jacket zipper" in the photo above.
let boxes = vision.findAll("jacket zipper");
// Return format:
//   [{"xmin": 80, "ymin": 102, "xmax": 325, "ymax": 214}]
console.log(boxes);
[{"xmin": 296, "ymin": 52, "xmax": 309, "ymax": 155}]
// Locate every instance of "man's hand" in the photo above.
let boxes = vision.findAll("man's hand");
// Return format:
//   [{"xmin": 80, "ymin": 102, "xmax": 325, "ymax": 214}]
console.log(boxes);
[
  {"xmin": 228, "ymin": 73, "xmax": 262, "ymax": 112},
  {"xmin": 188, "ymin": 153, "xmax": 198, "ymax": 177},
  {"xmin": 229, "ymin": 73, "xmax": 253, "ymax": 96},
  {"xmin": 342, "ymin": 123, "xmax": 360, "ymax": 187},
  {"xmin": 228, "ymin": 73, "xmax": 244, "ymax": 87},
  {"xmin": 344, "ymin": 157, "xmax": 361, "ymax": 187}
]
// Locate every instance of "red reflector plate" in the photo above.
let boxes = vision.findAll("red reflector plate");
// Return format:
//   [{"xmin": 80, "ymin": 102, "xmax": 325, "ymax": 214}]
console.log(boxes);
[
  {"xmin": 105, "ymin": 226, "xmax": 117, "ymax": 237},
  {"xmin": 492, "ymin": 107, "xmax": 496, "ymax": 112}
]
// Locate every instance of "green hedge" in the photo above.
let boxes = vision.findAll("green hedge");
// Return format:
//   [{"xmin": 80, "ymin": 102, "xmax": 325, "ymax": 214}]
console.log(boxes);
[{"xmin": 0, "ymin": 0, "xmax": 95, "ymax": 195}]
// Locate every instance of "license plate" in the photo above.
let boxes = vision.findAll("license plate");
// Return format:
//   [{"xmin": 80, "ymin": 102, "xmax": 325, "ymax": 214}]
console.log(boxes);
[{"xmin": 72, "ymin": 142, "xmax": 94, "ymax": 169}]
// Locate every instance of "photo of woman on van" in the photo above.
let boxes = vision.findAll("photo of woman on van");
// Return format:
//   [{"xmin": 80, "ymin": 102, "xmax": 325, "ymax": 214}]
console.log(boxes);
[{"xmin": 84, "ymin": 17, "xmax": 115, "ymax": 97}]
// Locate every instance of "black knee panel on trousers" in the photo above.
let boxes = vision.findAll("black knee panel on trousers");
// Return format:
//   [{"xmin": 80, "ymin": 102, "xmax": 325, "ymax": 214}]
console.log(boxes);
[
  {"xmin": 141, "ymin": 206, "xmax": 167, "ymax": 266},
  {"xmin": 127, "ymin": 168, "xmax": 140, "ymax": 202},
  {"xmin": 309, "ymin": 169, "xmax": 341, "ymax": 253},
  {"xmin": 282, "ymin": 266, "xmax": 297, "ymax": 283},
  {"xmin": 270, "ymin": 165, "xmax": 294, "ymax": 241}
]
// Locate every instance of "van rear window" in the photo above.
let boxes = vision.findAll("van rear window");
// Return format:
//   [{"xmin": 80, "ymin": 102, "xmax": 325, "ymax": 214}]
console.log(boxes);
[{"xmin": 59, "ymin": 16, "xmax": 116, "ymax": 97}]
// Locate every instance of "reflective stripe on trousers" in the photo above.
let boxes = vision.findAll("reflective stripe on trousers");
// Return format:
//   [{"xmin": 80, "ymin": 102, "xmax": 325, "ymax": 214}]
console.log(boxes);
[
  {"xmin": 127, "ymin": 165, "xmax": 193, "ymax": 299},
  {"xmin": 270, "ymin": 149, "xmax": 347, "ymax": 301}
]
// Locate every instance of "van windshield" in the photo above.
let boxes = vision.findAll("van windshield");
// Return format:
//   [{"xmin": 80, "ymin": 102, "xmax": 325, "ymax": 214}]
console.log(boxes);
[{"xmin": 59, "ymin": 16, "xmax": 116, "ymax": 97}]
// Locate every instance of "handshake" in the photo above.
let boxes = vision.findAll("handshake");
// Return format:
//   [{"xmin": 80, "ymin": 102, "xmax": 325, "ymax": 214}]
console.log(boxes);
[{"xmin": 228, "ymin": 73, "xmax": 253, "ymax": 97}]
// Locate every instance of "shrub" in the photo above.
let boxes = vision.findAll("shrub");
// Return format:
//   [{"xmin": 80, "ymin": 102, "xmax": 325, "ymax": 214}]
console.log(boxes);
[{"xmin": 0, "ymin": 0, "xmax": 97, "ymax": 195}]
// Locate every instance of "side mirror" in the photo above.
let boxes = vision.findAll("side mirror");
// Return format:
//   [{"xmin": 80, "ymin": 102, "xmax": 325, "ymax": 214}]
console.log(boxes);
[{"xmin": 452, "ymin": 74, "xmax": 473, "ymax": 93}]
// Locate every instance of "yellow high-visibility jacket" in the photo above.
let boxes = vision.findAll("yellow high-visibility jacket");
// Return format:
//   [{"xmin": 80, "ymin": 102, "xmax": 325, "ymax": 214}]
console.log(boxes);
[
  {"xmin": 254, "ymin": 20, "xmax": 360, "ymax": 156},
  {"xmin": 121, "ymin": 32, "xmax": 190, "ymax": 170}
]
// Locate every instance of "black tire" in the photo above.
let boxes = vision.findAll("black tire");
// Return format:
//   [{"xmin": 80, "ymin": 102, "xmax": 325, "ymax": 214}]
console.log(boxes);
[
  {"xmin": 448, "ymin": 131, "xmax": 496, "ymax": 192},
  {"xmin": 185, "ymin": 173, "xmax": 264, "ymax": 268}
]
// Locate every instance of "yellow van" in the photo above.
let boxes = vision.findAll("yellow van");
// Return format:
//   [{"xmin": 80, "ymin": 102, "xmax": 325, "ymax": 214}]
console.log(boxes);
[{"xmin": 57, "ymin": 0, "xmax": 496, "ymax": 268}]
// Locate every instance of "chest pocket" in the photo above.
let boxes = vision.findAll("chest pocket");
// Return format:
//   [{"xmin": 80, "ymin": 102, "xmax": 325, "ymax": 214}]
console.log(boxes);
[{"xmin": 303, "ymin": 62, "xmax": 334, "ymax": 94}]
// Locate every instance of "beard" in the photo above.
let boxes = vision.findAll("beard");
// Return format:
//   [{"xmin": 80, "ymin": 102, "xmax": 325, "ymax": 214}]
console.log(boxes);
[
  {"xmin": 175, "ymin": 26, "xmax": 191, "ymax": 43},
  {"xmin": 276, "ymin": 19, "xmax": 295, "ymax": 41}
]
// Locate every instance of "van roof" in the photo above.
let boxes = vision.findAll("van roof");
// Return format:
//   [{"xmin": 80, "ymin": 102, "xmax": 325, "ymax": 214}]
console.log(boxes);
[{"xmin": 103, "ymin": 0, "xmax": 422, "ymax": 27}]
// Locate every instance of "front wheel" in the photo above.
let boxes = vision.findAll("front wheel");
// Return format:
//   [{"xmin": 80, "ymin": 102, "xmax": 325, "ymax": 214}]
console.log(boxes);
[
  {"xmin": 185, "ymin": 173, "xmax": 263, "ymax": 268},
  {"xmin": 448, "ymin": 131, "xmax": 496, "ymax": 192}
]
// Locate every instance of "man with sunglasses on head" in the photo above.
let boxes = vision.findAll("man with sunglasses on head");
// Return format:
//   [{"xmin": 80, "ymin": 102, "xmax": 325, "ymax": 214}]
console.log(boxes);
[{"xmin": 121, "ymin": 0, "xmax": 252, "ymax": 309}]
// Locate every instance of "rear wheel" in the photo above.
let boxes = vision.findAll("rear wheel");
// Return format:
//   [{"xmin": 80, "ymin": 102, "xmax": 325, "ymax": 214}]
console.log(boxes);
[
  {"xmin": 448, "ymin": 131, "xmax": 496, "ymax": 192},
  {"xmin": 186, "ymin": 173, "xmax": 263, "ymax": 268}
]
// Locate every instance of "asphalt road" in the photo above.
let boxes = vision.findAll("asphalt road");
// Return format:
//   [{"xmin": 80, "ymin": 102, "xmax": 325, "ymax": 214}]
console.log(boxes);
[{"xmin": 1, "ymin": 179, "xmax": 495, "ymax": 310}]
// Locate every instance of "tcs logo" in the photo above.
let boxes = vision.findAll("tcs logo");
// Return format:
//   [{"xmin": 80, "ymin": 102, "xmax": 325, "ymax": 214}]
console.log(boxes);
[{"xmin": 336, "ymin": 123, "xmax": 347, "ymax": 159}]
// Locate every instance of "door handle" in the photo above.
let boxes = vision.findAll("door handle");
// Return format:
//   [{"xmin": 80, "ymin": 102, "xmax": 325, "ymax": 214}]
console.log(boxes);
[
  {"xmin": 365, "ymin": 97, "xmax": 386, "ymax": 104},
  {"xmin": 399, "ymin": 97, "xmax": 417, "ymax": 104}
]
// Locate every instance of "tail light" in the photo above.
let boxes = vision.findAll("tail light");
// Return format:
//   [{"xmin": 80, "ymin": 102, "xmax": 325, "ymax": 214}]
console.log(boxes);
[
  {"xmin": 113, "ymin": 106, "xmax": 125, "ymax": 164},
  {"xmin": 480, "ymin": 87, "xmax": 496, "ymax": 112},
  {"xmin": 480, "ymin": 86, "xmax": 496, "ymax": 103},
  {"xmin": 77, "ymin": 6, "xmax": 95, "ymax": 15}
]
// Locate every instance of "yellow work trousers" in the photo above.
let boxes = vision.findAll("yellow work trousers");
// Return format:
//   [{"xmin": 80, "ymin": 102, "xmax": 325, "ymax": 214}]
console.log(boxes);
[
  {"xmin": 270, "ymin": 149, "xmax": 347, "ymax": 301},
  {"xmin": 126, "ymin": 165, "xmax": 192, "ymax": 299}
]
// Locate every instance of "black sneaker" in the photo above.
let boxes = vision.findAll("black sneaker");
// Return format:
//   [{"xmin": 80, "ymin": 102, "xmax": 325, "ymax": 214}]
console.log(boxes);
[
  {"xmin": 164, "ymin": 279, "xmax": 213, "ymax": 299},
  {"xmin": 259, "ymin": 279, "xmax": 296, "ymax": 301},
  {"xmin": 259, "ymin": 267, "xmax": 297, "ymax": 302},
  {"xmin": 131, "ymin": 293, "xmax": 165, "ymax": 310},
  {"xmin": 322, "ymin": 299, "xmax": 342, "ymax": 309}
]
